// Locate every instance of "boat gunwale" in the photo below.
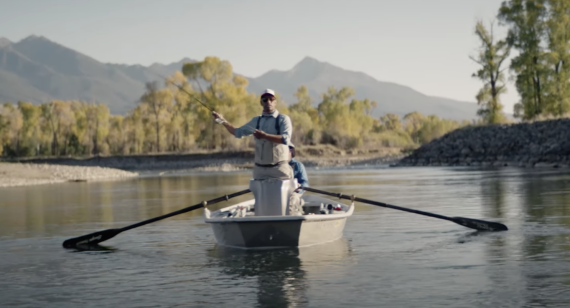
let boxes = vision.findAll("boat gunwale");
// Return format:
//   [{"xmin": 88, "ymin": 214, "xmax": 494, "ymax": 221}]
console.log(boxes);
[{"xmin": 204, "ymin": 196, "xmax": 354, "ymax": 223}]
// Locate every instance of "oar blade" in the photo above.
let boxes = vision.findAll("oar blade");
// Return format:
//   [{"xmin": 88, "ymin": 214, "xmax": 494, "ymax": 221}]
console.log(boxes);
[
  {"xmin": 451, "ymin": 217, "xmax": 508, "ymax": 232},
  {"xmin": 62, "ymin": 229, "xmax": 121, "ymax": 249}
]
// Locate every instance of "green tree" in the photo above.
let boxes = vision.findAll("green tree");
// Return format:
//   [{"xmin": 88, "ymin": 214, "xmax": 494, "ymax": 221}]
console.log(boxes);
[
  {"xmin": 543, "ymin": 0, "xmax": 570, "ymax": 115},
  {"xmin": 499, "ymin": 0, "xmax": 548, "ymax": 119},
  {"xmin": 470, "ymin": 20, "xmax": 510, "ymax": 124}
]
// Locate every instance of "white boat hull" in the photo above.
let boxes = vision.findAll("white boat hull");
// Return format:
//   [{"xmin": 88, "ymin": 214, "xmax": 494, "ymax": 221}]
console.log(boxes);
[{"xmin": 204, "ymin": 195, "xmax": 354, "ymax": 249}]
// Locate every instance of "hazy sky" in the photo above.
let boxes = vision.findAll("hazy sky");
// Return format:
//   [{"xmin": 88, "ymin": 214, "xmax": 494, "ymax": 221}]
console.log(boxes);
[{"xmin": 1, "ymin": 0, "xmax": 517, "ymax": 112}]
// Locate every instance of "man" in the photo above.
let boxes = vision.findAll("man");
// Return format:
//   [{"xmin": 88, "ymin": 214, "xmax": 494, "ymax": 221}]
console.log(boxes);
[
  {"xmin": 288, "ymin": 144, "xmax": 309, "ymax": 191},
  {"xmin": 212, "ymin": 89, "xmax": 293, "ymax": 180}
]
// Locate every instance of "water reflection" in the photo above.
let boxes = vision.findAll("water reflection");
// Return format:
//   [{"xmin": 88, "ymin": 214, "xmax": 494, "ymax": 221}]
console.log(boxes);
[
  {"xmin": 0, "ymin": 173, "xmax": 254, "ymax": 239},
  {"xmin": 479, "ymin": 169, "xmax": 508, "ymax": 219},
  {"xmin": 207, "ymin": 239, "xmax": 351, "ymax": 308},
  {"xmin": 4, "ymin": 168, "xmax": 570, "ymax": 307},
  {"xmin": 475, "ymin": 168, "xmax": 570, "ymax": 306},
  {"xmin": 519, "ymin": 169, "xmax": 570, "ymax": 305}
]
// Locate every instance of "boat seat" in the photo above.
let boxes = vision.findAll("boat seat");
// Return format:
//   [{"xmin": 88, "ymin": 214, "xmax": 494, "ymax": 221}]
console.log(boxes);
[{"xmin": 249, "ymin": 178, "xmax": 298, "ymax": 216}]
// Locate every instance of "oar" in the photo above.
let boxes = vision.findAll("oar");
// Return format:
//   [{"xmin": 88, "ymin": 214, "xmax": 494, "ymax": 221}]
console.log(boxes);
[
  {"xmin": 62, "ymin": 189, "xmax": 251, "ymax": 248},
  {"xmin": 303, "ymin": 187, "xmax": 508, "ymax": 232}
]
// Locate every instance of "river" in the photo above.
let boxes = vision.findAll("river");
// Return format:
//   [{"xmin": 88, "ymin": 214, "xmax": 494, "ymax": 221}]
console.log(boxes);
[{"xmin": 1, "ymin": 166, "xmax": 569, "ymax": 307}]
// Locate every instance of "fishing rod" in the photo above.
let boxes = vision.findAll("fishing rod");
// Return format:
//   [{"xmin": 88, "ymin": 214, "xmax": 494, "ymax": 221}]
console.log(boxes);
[{"xmin": 155, "ymin": 73, "xmax": 215, "ymax": 112}]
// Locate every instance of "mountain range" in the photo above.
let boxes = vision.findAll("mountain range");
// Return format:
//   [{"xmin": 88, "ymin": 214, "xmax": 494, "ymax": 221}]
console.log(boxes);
[{"xmin": 0, "ymin": 35, "xmax": 479, "ymax": 119}]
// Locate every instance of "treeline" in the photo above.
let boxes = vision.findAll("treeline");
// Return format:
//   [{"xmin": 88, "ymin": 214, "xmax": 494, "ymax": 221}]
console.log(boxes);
[
  {"xmin": 0, "ymin": 57, "xmax": 469, "ymax": 158},
  {"xmin": 472, "ymin": 0, "xmax": 570, "ymax": 122}
]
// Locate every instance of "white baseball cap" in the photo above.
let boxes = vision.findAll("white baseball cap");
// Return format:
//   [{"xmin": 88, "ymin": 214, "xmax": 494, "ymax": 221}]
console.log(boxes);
[{"xmin": 261, "ymin": 89, "xmax": 275, "ymax": 97}]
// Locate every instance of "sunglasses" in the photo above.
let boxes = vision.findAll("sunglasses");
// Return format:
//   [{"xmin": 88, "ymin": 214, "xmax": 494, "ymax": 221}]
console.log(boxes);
[{"xmin": 261, "ymin": 96, "xmax": 275, "ymax": 103}]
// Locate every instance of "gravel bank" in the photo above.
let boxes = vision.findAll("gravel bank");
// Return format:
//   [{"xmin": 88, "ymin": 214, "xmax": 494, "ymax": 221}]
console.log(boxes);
[
  {"xmin": 6, "ymin": 147, "xmax": 404, "ymax": 171},
  {"xmin": 396, "ymin": 118, "xmax": 570, "ymax": 168},
  {"xmin": 0, "ymin": 163, "xmax": 139, "ymax": 188}
]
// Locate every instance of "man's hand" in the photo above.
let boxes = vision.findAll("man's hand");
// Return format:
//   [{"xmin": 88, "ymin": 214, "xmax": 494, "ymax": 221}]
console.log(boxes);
[
  {"xmin": 213, "ymin": 111, "xmax": 236, "ymax": 135},
  {"xmin": 255, "ymin": 129, "xmax": 284, "ymax": 143},
  {"xmin": 212, "ymin": 111, "xmax": 226, "ymax": 122},
  {"xmin": 253, "ymin": 129, "xmax": 267, "ymax": 140}
]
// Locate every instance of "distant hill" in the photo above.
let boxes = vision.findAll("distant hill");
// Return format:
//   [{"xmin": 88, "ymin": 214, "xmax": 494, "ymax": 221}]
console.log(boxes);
[
  {"xmin": 246, "ymin": 57, "xmax": 479, "ymax": 120},
  {"xmin": 0, "ymin": 35, "xmax": 479, "ymax": 119},
  {"xmin": 0, "ymin": 35, "xmax": 193, "ymax": 114}
]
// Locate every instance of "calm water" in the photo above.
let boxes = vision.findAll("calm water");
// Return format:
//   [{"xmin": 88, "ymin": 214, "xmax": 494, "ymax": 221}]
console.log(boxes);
[{"xmin": 1, "ymin": 166, "xmax": 570, "ymax": 307}]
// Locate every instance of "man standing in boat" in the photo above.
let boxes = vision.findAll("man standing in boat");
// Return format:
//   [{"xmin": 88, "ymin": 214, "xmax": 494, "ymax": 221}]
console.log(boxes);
[{"xmin": 212, "ymin": 89, "xmax": 294, "ymax": 180}]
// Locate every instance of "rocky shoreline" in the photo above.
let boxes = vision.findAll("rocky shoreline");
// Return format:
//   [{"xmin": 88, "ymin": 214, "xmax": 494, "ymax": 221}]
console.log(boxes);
[
  {"xmin": 0, "ymin": 147, "xmax": 403, "ymax": 187},
  {"xmin": 0, "ymin": 163, "xmax": 138, "ymax": 188},
  {"xmin": 7, "ymin": 151, "xmax": 256, "ymax": 171},
  {"xmin": 3, "ymin": 147, "xmax": 404, "ymax": 171},
  {"xmin": 396, "ymin": 118, "xmax": 570, "ymax": 168}
]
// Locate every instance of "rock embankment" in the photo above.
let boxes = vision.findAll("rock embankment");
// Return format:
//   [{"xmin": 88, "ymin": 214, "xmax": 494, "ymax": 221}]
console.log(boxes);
[
  {"xmin": 0, "ymin": 163, "xmax": 138, "ymax": 187},
  {"xmin": 396, "ymin": 118, "xmax": 570, "ymax": 168}
]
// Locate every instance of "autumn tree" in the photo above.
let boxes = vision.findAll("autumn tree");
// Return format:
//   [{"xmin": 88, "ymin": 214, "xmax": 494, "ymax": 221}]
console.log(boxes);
[
  {"xmin": 289, "ymin": 86, "xmax": 319, "ymax": 145},
  {"xmin": 86, "ymin": 103, "xmax": 110, "ymax": 154},
  {"xmin": 379, "ymin": 113, "xmax": 403, "ymax": 131},
  {"xmin": 403, "ymin": 112, "xmax": 427, "ymax": 143},
  {"xmin": 182, "ymin": 57, "xmax": 258, "ymax": 150},
  {"xmin": 16, "ymin": 101, "xmax": 41, "ymax": 156},
  {"xmin": 0, "ymin": 103, "xmax": 23, "ymax": 156},
  {"xmin": 140, "ymin": 81, "xmax": 173, "ymax": 152}
]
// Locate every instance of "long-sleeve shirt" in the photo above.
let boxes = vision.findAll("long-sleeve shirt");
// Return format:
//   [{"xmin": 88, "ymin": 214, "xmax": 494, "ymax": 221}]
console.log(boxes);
[
  {"xmin": 233, "ymin": 110, "xmax": 292, "ymax": 146},
  {"xmin": 289, "ymin": 158, "xmax": 309, "ymax": 191},
  {"xmin": 234, "ymin": 110, "xmax": 293, "ymax": 165}
]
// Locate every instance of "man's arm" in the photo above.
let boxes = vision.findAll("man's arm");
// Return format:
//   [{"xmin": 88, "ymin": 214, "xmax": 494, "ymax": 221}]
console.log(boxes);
[
  {"xmin": 253, "ymin": 130, "xmax": 284, "ymax": 143},
  {"xmin": 213, "ymin": 111, "xmax": 255, "ymax": 137},
  {"xmin": 293, "ymin": 161, "xmax": 309, "ymax": 193},
  {"xmin": 298, "ymin": 162, "xmax": 309, "ymax": 187},
  {"xmin": 221, "ymin": 122, "xmax": 237, "ymax": 135},
  {"xmin": 212, "ymin": 111, "xmax": 235, "ymax": 134}
]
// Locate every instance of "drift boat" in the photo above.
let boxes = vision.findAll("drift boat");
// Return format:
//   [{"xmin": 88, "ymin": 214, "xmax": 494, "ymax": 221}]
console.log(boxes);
[
  {"xmin": 61, "ymin": 171, "xmax": 508, "ymax": 251},
  {"xmin": 204, "ymin": 179, "xmax": 354, "ymax": 249}
]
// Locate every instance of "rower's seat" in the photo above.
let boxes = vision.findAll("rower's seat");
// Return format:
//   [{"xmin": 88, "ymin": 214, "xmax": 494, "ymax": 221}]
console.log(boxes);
[{"xmin": 249, "ymin": 178, "xmax": 298, "ymax": 216}]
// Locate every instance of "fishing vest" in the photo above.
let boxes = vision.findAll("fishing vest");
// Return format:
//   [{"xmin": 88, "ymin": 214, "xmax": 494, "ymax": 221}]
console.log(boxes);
[{"xmin": 254, "ymin": 112, "xmax": 290, "ymax": 166}]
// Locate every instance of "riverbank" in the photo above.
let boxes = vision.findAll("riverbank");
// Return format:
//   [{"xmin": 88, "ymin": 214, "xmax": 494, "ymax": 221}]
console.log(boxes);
[
  {"xmin": 3, "ymin": 145, "xmax": 404, "ymax": 172},
  {"xmin": 396, "ymin": 118, "xmax": 570, "ymax": 168},
  {"xmin": 0, "ymin": 163, "xmax": 138, "ymax": 188}
]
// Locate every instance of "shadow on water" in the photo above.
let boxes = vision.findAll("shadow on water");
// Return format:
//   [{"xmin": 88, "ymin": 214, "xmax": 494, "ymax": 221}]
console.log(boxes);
[
  {"xmin": 206, "ymin": 238, "xmax": 352, "ymax": 308},
  {"xmin": 70, "ymin": 243, "xmax": 117, "ymax": 253},
  {"xmin": 455, "ymin": 230, "xmax": 490, "ymax": 244}
]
